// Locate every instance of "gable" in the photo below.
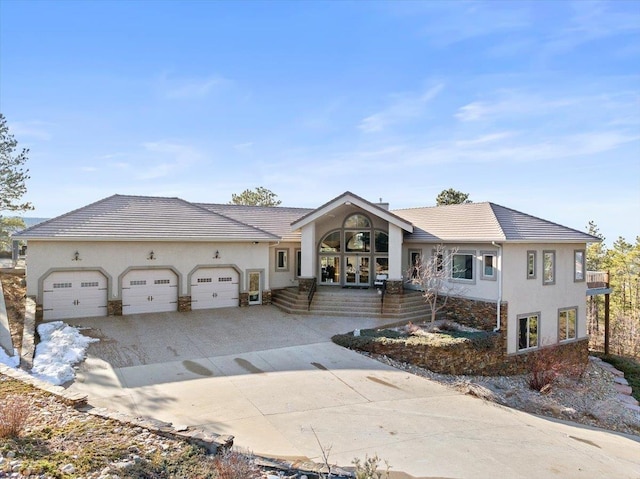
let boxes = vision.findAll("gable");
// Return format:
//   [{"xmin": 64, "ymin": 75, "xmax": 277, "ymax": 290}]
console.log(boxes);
[{"xmin": 291, "ymin": 191, "xmax": 413, "ymax": 233}]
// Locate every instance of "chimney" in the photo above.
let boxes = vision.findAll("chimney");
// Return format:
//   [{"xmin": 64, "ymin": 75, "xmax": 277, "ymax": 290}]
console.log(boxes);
[{"xmin": 377, "ymin": 197, "xmax": 389, "ymax": 210}]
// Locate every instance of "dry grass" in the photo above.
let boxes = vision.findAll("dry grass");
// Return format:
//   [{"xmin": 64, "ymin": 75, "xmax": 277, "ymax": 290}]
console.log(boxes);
[
  {"xmin": 212, "ymin": 449, "xmax": 262, "ymax": 479},
  {"xmin": 0, "ymin": 394, "xmax": 31, "ymax": 438}
]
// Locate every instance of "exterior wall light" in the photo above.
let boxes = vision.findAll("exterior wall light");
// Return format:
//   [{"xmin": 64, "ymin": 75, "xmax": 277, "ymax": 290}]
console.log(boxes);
[
  {"xmin": 72, "ymin": 251, "xmax": 81, "ymax": 261},
  {"xmin": 214, "ymin": 250, "xmax": 220, "ymax": 259},
  {"xmin": 148, "ymin": 251, "xmax": 155, "ymax": 260}
]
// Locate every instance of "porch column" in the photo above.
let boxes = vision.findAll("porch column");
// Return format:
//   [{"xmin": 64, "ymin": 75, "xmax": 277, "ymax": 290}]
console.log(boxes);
[
  {"xmin": 388, "ymin": 224, "xmax": 404, "ymax": 281},
  {"xmin": 300, "ymin": 222, "xmax": 316, "ymax": 278}
]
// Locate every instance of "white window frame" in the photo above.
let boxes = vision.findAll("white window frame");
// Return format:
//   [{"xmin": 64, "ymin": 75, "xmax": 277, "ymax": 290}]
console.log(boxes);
[
  {"xmin": 480, "ymin": 251, "xmax": 497, "ymax": 281},
  {"xmin": 543, "ymin": 250, "xmax": 555, "ymax": 285},
  {"xmin": 451, "ymin": 250, "xmax": 475, "ymax": 283},
  {"xmin": 275, "ymin": 249, "xmax": 289, "ymax": 272},
  {"xmin": 517, "ymin": 312, "xmax": 540, "ymax": 351},
  {"xmin": 558, "ymin": 307, "xmax": 578, "ymax": 342},
  {"xmin": 409, "ymin": 249, "xmax": 422, "ymax": 279},
  {"xmin": 574, "ymin": 249, "xmax": 585, "ymax": 282},
  {"xmin": 527, "ymin": 250, "xmax": 536, "ymax": 280}
]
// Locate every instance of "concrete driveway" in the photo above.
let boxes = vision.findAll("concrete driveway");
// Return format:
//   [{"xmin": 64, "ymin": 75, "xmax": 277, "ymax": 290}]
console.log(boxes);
[{"xmin": 67, "ymin": 306, "xmax": 640, "ymax": 479}]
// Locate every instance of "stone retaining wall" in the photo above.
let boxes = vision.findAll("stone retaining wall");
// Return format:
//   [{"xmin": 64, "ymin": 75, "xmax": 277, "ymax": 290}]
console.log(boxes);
[{"xmin": 335, "ymin": 332, "xmax": 589, "ymax": 376}]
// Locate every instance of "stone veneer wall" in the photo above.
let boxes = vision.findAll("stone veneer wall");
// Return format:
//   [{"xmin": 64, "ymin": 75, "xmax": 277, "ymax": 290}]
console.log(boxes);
[
  {"xmin": 239, "ymin": 292, "xmax": 249, "ymax": 307},
  {"xmin": 107, "ymin": 300, "xmax": 122, "ymax": 316},
  {"xmin": 178, "ymin": 296, "xmax": 191, "ymax": 313},
  {"xmin": 337, "ymin": 334, "xmax": 589, "ymax": 376},
  {"xmin": 442, "ymin": 296, "xmax": 506, "ymax": 332},
  {"xmin": 297, "ymin": 277, "xmax": 316, "ymax": 293},
  {"xmin": 34, "ymin": 299, "xmax": 43, "ymax": 322},
  {"xmin": 262, "ymin": 290, "xmax": 272, "ymax": 305},
  {"xmin": 385, "ymin": 280, "xmax": 403, "ymax": 295}
]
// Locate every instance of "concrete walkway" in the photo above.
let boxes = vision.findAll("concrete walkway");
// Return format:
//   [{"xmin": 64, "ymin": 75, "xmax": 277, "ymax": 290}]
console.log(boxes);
[{"xmin": 66, "ymin": 306, "xmax": 640, "ymax": 479}]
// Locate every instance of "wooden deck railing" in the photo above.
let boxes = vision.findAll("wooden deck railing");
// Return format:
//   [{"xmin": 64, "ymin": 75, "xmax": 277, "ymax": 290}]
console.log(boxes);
[{"xmin": 587, "ymin": 271, "xmax": 609, "ymax": 289}]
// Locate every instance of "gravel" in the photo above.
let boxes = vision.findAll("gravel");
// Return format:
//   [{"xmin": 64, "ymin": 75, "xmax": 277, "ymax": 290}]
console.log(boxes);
[{"xmin": 366, "ymin": 352, "xmax": 640, "ymax": 436}]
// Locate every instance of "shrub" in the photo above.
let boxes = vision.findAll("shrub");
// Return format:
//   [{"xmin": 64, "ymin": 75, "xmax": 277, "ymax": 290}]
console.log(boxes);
[
  {"xmin": 212, "ymin": 449, "xmax": 261, "ymax": 479},
  {"xmin": 527, "ymin": 345, "xmax": 585, "ymax": 393},
  {"xmin": 353, "ymin": 454, "xmax": 390, "ymax": 479},
  {"xmin": 0, "ymin": 394, "xmax": 31, "ymax": 438}
]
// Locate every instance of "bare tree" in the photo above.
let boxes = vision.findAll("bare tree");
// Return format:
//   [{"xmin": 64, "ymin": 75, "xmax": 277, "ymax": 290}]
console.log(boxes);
[{"xmin": 409, "ymin": 245, "xmax": 468, "ymax": 322}]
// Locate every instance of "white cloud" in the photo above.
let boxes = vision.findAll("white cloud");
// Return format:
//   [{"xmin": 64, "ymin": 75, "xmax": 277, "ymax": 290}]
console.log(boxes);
[
  {"xmin": 359, "ymin": 83, "xmax": 444, "ymax": 133},
  {"xmin": 138, "ymin": 140, "xmax": 204, "ymax": 180},
  {"xmin": 8, "ymin": 120, "xmax": 54, "ymax": 141},
  {"xmin": 234, "ymin": 142, "xmax": 254, "ymax": 152},
  {"xmin": 157, "ymin": 73, "xmax": 231, "ymax": 99}
]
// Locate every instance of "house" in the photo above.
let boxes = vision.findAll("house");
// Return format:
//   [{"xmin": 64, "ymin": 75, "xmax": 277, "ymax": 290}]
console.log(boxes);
[{"xmin": 14, "ymin": 191, "xmax": 599, "ymax": 356}]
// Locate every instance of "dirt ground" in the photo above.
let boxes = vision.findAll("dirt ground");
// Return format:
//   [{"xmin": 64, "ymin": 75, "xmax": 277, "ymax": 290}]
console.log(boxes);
[{"xmin": 1, "ymin": 272, "xmax": 26, "ymax": 351}]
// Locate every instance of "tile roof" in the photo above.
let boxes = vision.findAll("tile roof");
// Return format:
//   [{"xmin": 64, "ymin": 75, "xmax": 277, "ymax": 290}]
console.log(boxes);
[
  {"xmin": 14, "ymin": 195, "xmax": 279, "ymax": 241},
  {"xmin": 393, "ymin": 202, "xmax": 598, "ymax": 243},
  {"xmin": 14, "ymin": 195, "xmax": 598, "ymax": 244},
  {"xmin": 195, "ymin": 203, "xmax": 312, "ymax": 242}
]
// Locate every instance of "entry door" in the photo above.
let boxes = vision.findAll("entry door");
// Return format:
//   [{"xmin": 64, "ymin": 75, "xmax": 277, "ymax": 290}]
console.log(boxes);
[
  {"xmin": 248, "ymin": 271, "xmax": 261, "ymax": 305},
  {"xmin": 345, "ymin": 256, "xmax": 370, "ymax": 286}
]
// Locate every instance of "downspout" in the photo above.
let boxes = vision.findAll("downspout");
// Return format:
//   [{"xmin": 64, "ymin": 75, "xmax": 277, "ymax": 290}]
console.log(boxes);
[{"xmin": 492, "ymin": 241, "xmax": 502, "ymax": 332}]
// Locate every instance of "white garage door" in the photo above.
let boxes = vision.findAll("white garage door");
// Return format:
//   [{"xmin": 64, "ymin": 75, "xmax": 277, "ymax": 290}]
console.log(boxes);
[
  {"xmin": 191, "ymin": 267, "xmax": 239, "ymax": 310},
  {"xmin": 122, "ymin": 269, "xmax": 178, "ymax": 315},
  {"xmin": 43, "ymin": 271, "xmax": 108, "ymax": 320}
]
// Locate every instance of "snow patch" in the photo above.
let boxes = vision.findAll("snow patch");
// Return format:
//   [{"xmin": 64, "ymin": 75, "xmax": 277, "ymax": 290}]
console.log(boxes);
[
  {"xmin": 0, "ymin": 347, "xmax": 20, "ymax": 368},
  {"xmin": 31, "ymin": 321, "xmax": 99, "ymax": 385}
]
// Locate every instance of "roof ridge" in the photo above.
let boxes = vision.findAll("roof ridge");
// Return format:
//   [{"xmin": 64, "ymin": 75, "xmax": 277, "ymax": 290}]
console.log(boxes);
[
  {"xmin": 196, "ymin": 202, "xmax": 314, "ymax": 212},
  {"xmin": 183, "ymin": 199, "xmax": 280, "ymax": 239},
  {"xmin": 489, "ymin": 202, "xmax": 599, "ymax": 241},
  {"xmin": 392, "ymin": 201, "xmax": 491, "ymax": 212}
]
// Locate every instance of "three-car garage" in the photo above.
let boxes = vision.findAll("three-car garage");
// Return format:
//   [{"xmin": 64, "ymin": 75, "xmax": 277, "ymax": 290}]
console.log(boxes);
[{"xmin": 41, "ymin": 267, "xmax": 241, "ymax": 320}]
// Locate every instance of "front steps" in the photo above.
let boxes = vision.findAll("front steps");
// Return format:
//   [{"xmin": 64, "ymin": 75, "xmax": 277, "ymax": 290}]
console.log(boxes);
[{"xmin": 271, "ymin": 286, "xmax": 435, "ymax": 322}]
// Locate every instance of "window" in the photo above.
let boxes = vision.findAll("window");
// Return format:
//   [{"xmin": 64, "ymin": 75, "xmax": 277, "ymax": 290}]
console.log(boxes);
[
  {"xmin": 320, "ymin": 231, "xmax": 341, "ymax": 252},
  {"xmin": 543, "ymin": 250, "xmax": 555, "ymax": 285},
  {"xmin": 81, "ymin": 282, "xmax": 99, "ymax": 288},
  {"xmin": 574, "ymin": 250, "xmax": 585, "ymax": 282},
  {"xmin": 295, "ymin": 249, "xmax": 302, "ymax": 277},
  {"xmin": 409, "ymin": 249, "xmax": 422, "ymax": 278},
  {"xmin": 154, "ymin": 279, "xmax": 170, "ymax": 285},
  {"xmin": 527, "ymin": 251, "xmax": 536, "ymax": 279},
  {"xmin": 374, "ymin": 231, "xmax": 388, "ymax": 253},
  {"xmin": 345, "ymin": 231, "xmax": 370, "ymax": 252},
  {"xmin": 344, "ymin": 214, "xmax": 370, "ymax": 229},
  {"xmin": 558, "ymin": 307, "xmax": 577, "ymax": 342},
  {"xmin": 518, "ymin": 313, "xmax": 539, "ymax": 351},
  {"xmin": 53, "ymin": 282, "xmax": 72, "ymax": 289},
  {"xmin": 481, "ymin": 251, "xmax": 496, "ymax": 280},
  {"xmin": 275, "ymin": 249, "xmax": 288, "ymax": 271},
  {"xmin": 452, "ymin": 252, "xmax": 474, "ymax": 281}
]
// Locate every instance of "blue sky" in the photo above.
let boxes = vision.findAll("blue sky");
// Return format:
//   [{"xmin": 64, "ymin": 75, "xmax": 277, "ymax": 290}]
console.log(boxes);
[{"xmin": 1, "ymin": 0, "xmax": 638, "ymax": 245}]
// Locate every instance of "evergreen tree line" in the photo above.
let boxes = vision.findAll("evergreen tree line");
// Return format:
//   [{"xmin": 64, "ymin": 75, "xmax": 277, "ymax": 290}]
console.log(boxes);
[{"xmin": 586, "ymin": 221, "xmax": 640, "ymax": 358}]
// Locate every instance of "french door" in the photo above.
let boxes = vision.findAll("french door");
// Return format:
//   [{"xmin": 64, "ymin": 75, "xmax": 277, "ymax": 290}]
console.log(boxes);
[{"xmin": 345, "ymin": 255, "xmax": 370, "ymax": 287}]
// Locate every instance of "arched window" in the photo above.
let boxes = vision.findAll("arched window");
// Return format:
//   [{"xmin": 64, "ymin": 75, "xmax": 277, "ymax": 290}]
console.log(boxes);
[
  {"xmin": 320, "ymin": 231, "xmax": 341, "ymax": 252},
  {"xmin": 344, "ymin": 214, "xmax": 371, "ymax": 229}
]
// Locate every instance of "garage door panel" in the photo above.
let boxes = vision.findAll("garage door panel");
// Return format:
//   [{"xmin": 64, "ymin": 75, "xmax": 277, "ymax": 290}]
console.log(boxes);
[
  {"xmin": 191, "ymin": 268, "xmax": 239, "ymax": 310},
  {"xmin": 122, "ymin": 269, "xmax": 178, "ymax": 315},
  {"xmin": 42, "ymin": 271, "xmax": 108, "ymax": 320}
]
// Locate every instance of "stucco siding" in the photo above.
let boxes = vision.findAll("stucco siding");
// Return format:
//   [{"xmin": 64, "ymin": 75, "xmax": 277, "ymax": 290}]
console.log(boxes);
[
  {"xmin": 402, "ymin": 243, "xmax": 500, "ymax": 302},
  {"xmin": 269, "ymin": 241, "xmax": 300, "ymax": 289},
  {"xmin": 502, "ymin": 243, "xmax": 588, "ymax": 354},
  {"xmin": 25, "ymin": 240, "xmax": 270, "ymax": 302}
]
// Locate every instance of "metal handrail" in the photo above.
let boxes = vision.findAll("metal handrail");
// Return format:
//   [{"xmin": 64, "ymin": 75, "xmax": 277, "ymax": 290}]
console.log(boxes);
[{"xmin": 307, "ymin": 281, "xmax": 316, "ymax": 311}]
